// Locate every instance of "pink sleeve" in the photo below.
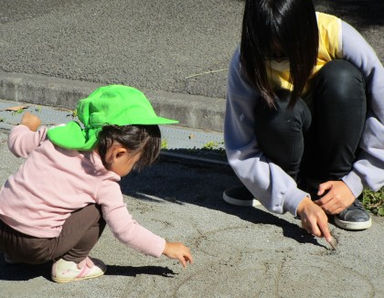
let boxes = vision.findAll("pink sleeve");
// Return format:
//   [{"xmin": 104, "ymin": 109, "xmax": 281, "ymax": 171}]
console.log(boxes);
[
  {"xmin": 97, "ymin": 180, "xmax": 166, "ymax": 258},
  {"xmin": 8, "ymin": 125, "xmax": 48, "ymax": 158}
]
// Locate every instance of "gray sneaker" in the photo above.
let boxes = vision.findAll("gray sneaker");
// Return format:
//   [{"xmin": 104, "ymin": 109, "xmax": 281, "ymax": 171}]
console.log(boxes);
[
  {"xmin": 223, "ymin": 186, "xmax": 261, "ymax": 207},
  {"xmin": 334, "ymin": 199, "xmax": 372, "ymax": 231}
]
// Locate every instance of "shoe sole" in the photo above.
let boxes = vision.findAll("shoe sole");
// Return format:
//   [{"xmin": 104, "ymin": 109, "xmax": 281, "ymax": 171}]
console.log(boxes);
[
  {"xmin": 334, "ymin": 217, "xmax": 372, "ymax": 231},
  {"xmin": 222, "ymin": 193, "xmax": 261, "ymax": 207},
  {"xmin": 52, "ymin": 270, "xmax": 105, "ymax": 283}
]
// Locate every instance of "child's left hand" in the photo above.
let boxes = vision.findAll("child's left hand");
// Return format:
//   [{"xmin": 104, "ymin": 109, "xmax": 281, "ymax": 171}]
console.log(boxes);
[
  {"xmin": 163, "ymin": 241, "xmax": 193, "ymax": 268},
  {"xmin": 21, "ymin": 112, "xmax": 41, "ymax": 132}
]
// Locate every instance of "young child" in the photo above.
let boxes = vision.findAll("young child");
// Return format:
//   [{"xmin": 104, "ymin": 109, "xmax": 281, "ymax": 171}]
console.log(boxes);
[{"xmin": 0, "ymin": 85, "xmax": 193, "ymax": 283}]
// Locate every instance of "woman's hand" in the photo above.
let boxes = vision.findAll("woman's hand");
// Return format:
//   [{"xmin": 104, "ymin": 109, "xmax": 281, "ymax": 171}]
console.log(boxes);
[
  {"xmin": 21, "ymin": 112, "xmax": 41, "ymax": 132},
  {"xmin": 297, "ymin": 196, "xmax": 332, "ymax": 243},
  {"xmin": 163, "ymin": 241, "xmax": 193, "ymax": 268},
  {"xmin": 314, "ymin": 180, "xmax": 355, "ymax": 215}
]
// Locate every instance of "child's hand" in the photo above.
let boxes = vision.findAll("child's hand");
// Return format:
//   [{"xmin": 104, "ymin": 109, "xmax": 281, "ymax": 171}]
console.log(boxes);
[
  {"xmin": 163, "ymin": 241, "xmax": 193, "ymax": 268},
  {"xmin": 21, "ymin": 112, "xmax": 41, "ymax": 132}
]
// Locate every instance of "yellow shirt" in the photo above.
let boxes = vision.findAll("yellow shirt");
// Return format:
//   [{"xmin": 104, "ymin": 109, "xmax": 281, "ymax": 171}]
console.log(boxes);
[{"xmin": 267, "ymin": 12, "xmax": 342, "ymax": 93}]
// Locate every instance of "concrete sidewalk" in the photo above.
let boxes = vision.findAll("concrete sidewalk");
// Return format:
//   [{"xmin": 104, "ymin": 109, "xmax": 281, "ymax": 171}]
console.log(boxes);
[{"xmin": 0, "ymin": 99, "xmax": 383, "ymax": 298}]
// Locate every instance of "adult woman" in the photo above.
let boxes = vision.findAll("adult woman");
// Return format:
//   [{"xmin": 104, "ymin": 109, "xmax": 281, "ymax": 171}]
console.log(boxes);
[{"xmin": 224, "ymin": 0, "xmax": 384, "ymax": 240}]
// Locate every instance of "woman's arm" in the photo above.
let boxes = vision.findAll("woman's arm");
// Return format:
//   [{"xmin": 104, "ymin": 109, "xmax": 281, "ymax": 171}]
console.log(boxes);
[
  {"xmin": 224, "ymin": 48, "xmax": 309, "ymax": 216},
  {"xmin": 340, "ymin": 21, "xmax": 384, "ymax": 196}
]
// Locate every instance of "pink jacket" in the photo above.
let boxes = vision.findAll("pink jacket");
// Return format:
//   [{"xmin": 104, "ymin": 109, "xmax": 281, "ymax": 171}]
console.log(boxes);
[{"xmin": 0, "ymin": 125, "xmax": 165, "ymax": 257}]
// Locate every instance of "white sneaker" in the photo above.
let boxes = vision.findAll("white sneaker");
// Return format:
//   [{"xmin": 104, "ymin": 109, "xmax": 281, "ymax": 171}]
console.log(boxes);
[
  {"xmin": 223, "ymin": 186, "xmax": 261, "ymax": 207},
  {"xmin": 51, "ymin": 257, "xmax": 106, "ymax": 283}
]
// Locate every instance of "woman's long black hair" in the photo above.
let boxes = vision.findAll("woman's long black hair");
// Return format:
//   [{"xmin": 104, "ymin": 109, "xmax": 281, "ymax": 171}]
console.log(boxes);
[
  {"xmin": 97, "ymin": 124, "xmax": 161, "ymax": 171},
  {"xmin": 240, "ymin": 0, "xmax": 319, "ymax": 108}
]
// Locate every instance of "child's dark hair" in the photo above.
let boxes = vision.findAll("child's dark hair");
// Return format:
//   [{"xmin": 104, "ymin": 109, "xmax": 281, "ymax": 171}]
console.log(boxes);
[{"xmin": 97, "ymin": 124, "xmax": 161, "ymax": 171}]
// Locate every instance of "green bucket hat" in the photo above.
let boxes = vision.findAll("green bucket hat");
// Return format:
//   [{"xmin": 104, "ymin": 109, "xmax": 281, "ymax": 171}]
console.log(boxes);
[{"xmin": 47, "ymin": 85, "xmax": 178, "ymax": 150}]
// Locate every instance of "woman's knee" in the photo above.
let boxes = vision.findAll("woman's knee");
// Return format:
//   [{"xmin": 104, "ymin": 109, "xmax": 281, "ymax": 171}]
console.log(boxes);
[
  {"xmin": 255, "ymin": 90, "xmax": 311, "ymax": 133},
  {"xmin": 314, "ymin": 60, "xmax": 366, "ymax": 106}
]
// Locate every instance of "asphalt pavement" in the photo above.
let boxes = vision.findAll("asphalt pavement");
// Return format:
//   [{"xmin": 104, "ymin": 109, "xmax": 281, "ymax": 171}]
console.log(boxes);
[
  {"xmin": 1, "ymin": 0, "xmax": 384, "ymax": 297},
  {"xmin": 1, "ymin": 0, "xmax": 384, "ymax": 131}
]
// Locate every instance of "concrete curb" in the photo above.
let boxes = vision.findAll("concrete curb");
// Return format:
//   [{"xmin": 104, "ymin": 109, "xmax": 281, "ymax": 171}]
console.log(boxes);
[{"xmin": 0, "ymin": 72, "xmax": 226, "ymax": 132}]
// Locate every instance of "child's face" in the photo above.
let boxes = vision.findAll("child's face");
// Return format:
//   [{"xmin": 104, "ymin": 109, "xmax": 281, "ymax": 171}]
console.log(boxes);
[{"xmin": 106, "ymin": 144, "xmax": 141, "ymax": 177}]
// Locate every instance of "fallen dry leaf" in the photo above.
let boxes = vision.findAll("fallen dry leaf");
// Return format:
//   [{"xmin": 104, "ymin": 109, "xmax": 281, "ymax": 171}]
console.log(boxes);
[{"xmin": 5, "ymin": 105, "xmax": 29, "ymax": 111}]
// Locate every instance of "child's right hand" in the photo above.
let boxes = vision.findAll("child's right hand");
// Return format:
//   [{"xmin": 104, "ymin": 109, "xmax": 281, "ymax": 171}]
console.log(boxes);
[
  {"xmin": 162, "ymin": 241, "xmax": 193, "ymax": 268},
  {"xmin": 21, "ymin": 112, "xmax": 41, "ymax": 132},
  {"xmin": 297, "ymin": 196, "xmax": 332, "ymax": 243}
]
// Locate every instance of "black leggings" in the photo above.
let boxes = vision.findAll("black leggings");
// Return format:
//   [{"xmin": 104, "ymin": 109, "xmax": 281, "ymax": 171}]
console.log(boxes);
[{"xmin": 254, "ymin": 60, "xmax": 367, "ymax": 191}]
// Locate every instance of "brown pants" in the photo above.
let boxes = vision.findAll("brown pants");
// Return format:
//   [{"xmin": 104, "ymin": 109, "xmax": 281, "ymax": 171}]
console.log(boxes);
[{"xmin": 0, "ymin": 204, "xmax": 105, "ymax": 264}]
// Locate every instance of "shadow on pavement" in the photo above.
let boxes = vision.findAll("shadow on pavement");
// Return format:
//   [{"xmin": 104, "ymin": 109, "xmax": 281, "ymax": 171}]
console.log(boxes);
[
  {"xmin": 121, "ymin": 158, "xmax": 324, "ymax": 248},
  {"xmin": 0, "ymin": 255, "xmax": 176, "ymax": 281},
  {"xmin": 105, "ymin": 265, "xmax": 176, "ymax": 278},
  {"xmin": 0, "ymin": 259, "xmax": 51, "ymax": 281}
]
